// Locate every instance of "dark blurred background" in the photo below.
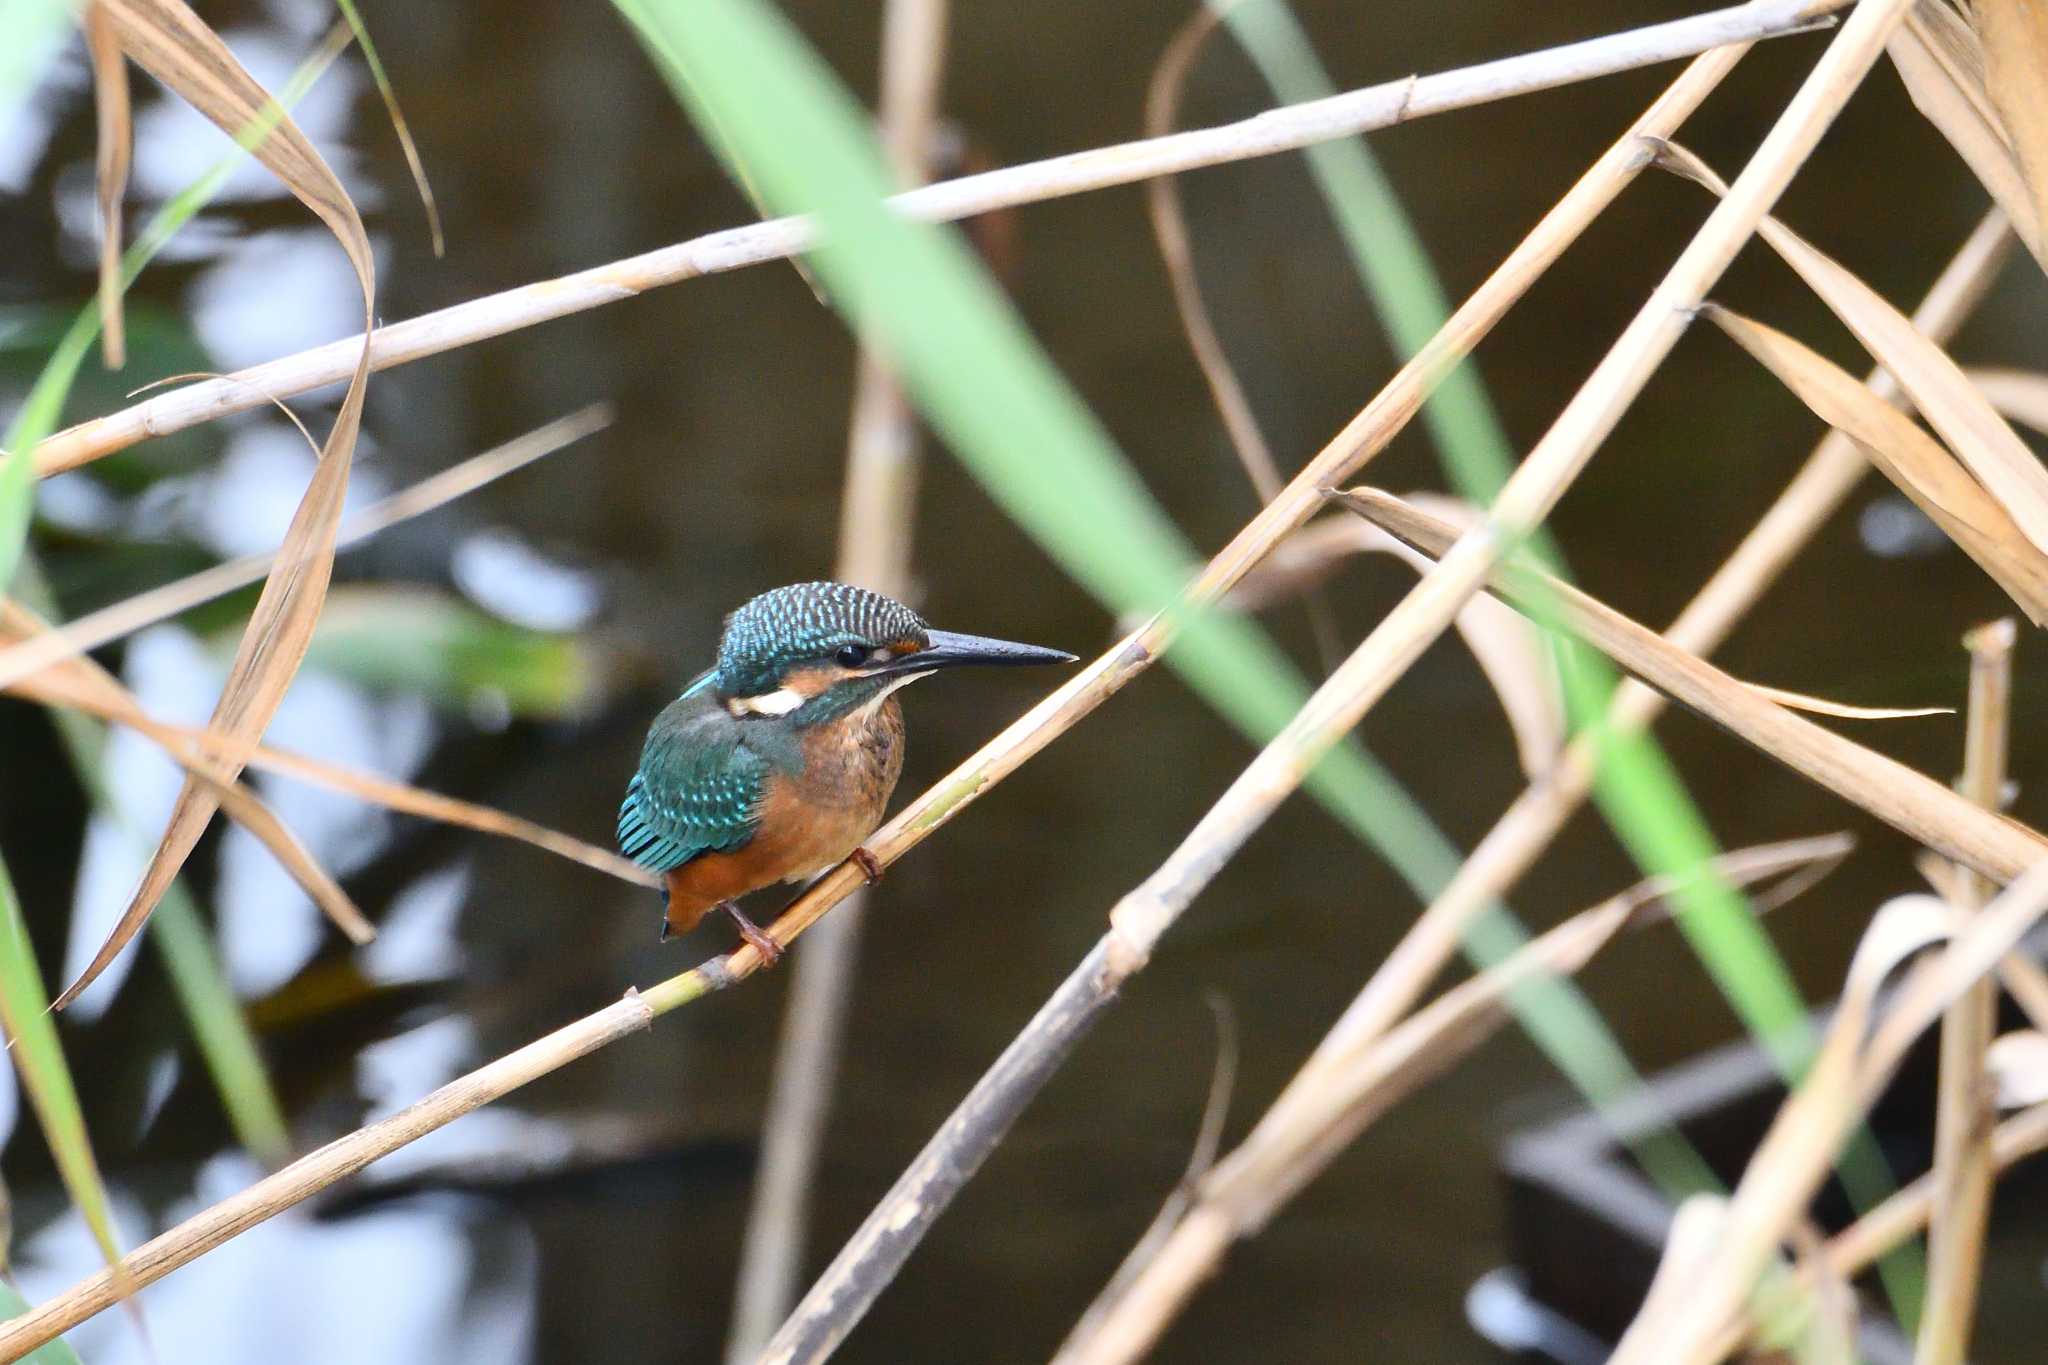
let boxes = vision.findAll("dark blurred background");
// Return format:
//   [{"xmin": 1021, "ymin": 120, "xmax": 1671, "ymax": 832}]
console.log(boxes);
[{"xmin": 2, "ymin": 1, "xmax": 2046, "ymax": 1360}]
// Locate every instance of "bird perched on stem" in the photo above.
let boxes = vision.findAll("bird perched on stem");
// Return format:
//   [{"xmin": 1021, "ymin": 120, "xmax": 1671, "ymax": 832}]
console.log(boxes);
[{"xmin": 618, "ymin": 582, "xmax": 1075, "ymax": 962}]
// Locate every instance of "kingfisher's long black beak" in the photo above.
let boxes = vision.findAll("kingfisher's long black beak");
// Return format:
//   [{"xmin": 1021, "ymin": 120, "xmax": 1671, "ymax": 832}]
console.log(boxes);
[{"xmin": 891, "ymin": 629, "xmax": 1077, "ymax": 674}]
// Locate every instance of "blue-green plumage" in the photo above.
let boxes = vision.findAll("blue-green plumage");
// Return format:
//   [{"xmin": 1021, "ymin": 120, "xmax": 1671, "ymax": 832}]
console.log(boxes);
[{"xmin": 619, "ymin": 581, "xmax": 1075, "ymax": 958}]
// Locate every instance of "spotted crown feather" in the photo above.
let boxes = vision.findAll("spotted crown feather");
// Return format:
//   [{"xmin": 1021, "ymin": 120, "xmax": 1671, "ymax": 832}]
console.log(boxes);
[{"xmin": 715, "ymin": 581, "xmax": 927, "ymax": 697}]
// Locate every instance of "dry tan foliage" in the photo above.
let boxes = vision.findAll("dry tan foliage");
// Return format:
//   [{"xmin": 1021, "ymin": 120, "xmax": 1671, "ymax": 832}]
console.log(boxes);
[{"xmin": 63, "ymin": 0, "xmax": 381, "ymax": 1008}]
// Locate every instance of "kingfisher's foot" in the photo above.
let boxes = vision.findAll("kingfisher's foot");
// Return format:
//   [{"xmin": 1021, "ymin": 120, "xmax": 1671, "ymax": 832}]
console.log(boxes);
[
  {"xmin": 723, "ymin": 902, "xmax": 783, "ymax": 965},
  {"xmin": 851, "ymin": 846, "xmax": 884, "ymax": 885}
]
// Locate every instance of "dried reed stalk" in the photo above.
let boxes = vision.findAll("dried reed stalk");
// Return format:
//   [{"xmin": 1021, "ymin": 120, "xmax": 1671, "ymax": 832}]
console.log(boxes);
[
  {"xmin": 1917, "ymin": 617, "xmax": 2015, "ymax": 1365},
  {"xmin": 725, "ymin": 3, "xmax": 948, "ymax": 1359},
  {"xmin": 23, "ymin": 0, "xmax": 1845, "ymax": 479},
  {"xmin": 0, "ymin": 35, "xmax": 1758, "ymax": 1356}
]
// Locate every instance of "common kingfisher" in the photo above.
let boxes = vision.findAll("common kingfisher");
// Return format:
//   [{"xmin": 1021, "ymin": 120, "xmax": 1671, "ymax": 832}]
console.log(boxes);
[{"xmin": 618, "ymin": 582, "xmax": 1076, "ymax": 961}]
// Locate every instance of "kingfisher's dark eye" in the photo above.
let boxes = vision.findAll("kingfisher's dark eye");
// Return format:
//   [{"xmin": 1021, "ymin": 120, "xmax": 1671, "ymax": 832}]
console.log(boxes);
[{"xmin": 835, "ymin": 644, "xmax": 870, "ymax": 669}]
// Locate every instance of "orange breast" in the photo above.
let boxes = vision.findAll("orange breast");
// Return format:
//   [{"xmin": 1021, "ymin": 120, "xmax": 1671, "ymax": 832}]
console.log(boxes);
[{"xmin": 663, "ymin": 697, "xmax": 907, "ymax": 938}]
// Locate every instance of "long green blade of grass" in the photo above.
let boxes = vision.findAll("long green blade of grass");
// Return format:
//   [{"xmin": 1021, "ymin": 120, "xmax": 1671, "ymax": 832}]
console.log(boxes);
[
  {"xmin": 0, "ymin": 857, "xmax": 119, "ymax": 1266},
  {"xmin": 613, "ymin": 0, "xmax": 1715, "ymax": 1197},
  {"xmin": 1222, "ymin": 0, "xmax": 1921, "ymax": 1324}
]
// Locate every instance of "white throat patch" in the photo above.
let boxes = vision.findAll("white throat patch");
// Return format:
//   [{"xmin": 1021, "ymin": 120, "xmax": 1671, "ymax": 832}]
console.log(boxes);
[{"xmin": 726, "ymin": 687, "xmax": 806, "ymax": 718}]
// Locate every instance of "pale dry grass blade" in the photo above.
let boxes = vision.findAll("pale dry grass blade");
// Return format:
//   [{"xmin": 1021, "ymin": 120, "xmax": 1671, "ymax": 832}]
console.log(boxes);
[
  {"xmin": 1972, "ymin": 0, "xmax": 2048, "ymax": 242},
  {"xmin": 0, "ymin": 41, "xmax": 1765, "ymax": 1355},
  {"xmin": 65, "ymin": 0, "xmax": 380, "ymax": 1008},
  {"xmin": 1966, "ymin": 365, "xmax": 2048, "ymax": 432},
  {"xmin": 1052, "ymin": 838, "xmax": 1849, "ymax": 1365},
  {"xmin": 1231, "ymin": 512, "xmax": 1564, "ymax": 776},
  {"xmin": 1666, "ymin": 141, "xmax": 2048, "ymax": 557},
  {"xmin": 1331, "ymin": 489, "xmax": 2048, "ymax": 881},
  {"xmin": 0, "ymin": 405, "xmax": 610, "ymax": 694},
  {"xmin": 84, "ymin": 3, "xmax": 131, "ymax": 370},
  {"xmin": 1916, "ymin": 615, "xmax": 2012, "ymax": 1365},
  {"xmin": 1700, "ymin": 302, "xmax": 2048, "ymax": 621},
  {"xmin": 1743, "ymin": 682, "xmax": 1951, "ymax": 720},
  {"xmin": 23, "ymin": 0, "xmax": 1838, "ymax": 478},
  {"xmin": 1888, "ymin": 5, "xmax": 2047, "ymax": 263}
]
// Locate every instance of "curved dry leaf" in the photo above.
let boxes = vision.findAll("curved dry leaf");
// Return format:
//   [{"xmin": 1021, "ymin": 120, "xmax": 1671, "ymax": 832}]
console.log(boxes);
[
  {"xmin": 1967, "ymin": 366, "xmax": 2048, "ymax": 435},
  {"xmin": 1888, "ymin": 3, "xmax": 2047, "ymax": 263},
  {"xmin": 1236, "ymin": 510, "xmax": 1564, "ymax": 777},
  {"xmin": 1986, "ymin": 1028, "xmax": 2048, "ymax": 1108},
  {"xmin": 1973, "ymin": 0, "xmax": 2048, "ymax": 250},
  {"xmin": 1700, "ymin": 304, "xmax": 2048, "ymax": 623},
  {"xmin": 1745, "ymin": 681, "xmax": 1953, "ymax": 720},
  {"xmin": 65, "ymin": 0, "xmax": 379, "ymax": 1009},
  {"xmin": 84, "ymin": 3, "xmax": 131, "ymax": 370},
  {"xmin": 1667, "ymin": 144, "xmax": 2048, "ymax": 559}
]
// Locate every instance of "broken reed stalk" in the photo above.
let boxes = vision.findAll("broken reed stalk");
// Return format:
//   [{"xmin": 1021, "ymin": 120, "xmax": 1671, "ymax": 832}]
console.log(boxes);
[
  {"xmin": 724, "ymin": 2, "xmax": 949, "ymax": 1359},
  {"xmin": 1917, "ymin": 617, "xmax": 2015, "ymax": 1365},
  {"xmin": 1311, "ymin": 207, "xmax": 2013, "ymax": 1062},
  {"xmin": 0, "ymin": 35, "xmax": 1770, "ymax": 1357},
  {"xmin": 1050, "ymin": 839, "xmax": 1854, "ymax": 1365},
  {"xmin": 753, "ymin": 46, "xmax": 1764, "ymax": 1364},
  {"xmin": 1333, "ymin": 490, "xmax": 2048, "ymax": 880},
  {"xmin": 22, "ymin": 0, "xmax": 1846, "ymax": 479}
]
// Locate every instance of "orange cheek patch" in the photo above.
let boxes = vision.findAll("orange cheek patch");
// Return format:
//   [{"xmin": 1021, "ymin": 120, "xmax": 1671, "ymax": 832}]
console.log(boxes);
[{"xmin": 781, "ymin": 664, "xmax": 849, "ymax": 697}]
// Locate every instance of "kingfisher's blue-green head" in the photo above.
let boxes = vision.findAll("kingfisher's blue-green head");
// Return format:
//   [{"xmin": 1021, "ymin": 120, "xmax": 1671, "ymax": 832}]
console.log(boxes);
[{"xmin": 709, "ymin": 582, "xmax": 1075, "ymax": 726}]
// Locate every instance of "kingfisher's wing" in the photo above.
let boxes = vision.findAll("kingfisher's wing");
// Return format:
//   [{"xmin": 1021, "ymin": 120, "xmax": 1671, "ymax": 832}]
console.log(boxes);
[{"xmin": 617, "ymin": 695, "xmax": 767, "ymax": 874}]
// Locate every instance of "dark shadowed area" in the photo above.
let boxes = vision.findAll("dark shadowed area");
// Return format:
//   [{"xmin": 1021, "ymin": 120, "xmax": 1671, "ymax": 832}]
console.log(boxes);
[{"xmin": 2, "ymin": 1, "xmax": 2045, "ymax": 1361}]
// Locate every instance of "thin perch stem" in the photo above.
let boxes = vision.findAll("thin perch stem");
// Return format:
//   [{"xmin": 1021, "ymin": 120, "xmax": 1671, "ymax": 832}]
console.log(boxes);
[{"xmin": 26, "ymin": 0, "xmax": 1842, "ymax": 477}]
